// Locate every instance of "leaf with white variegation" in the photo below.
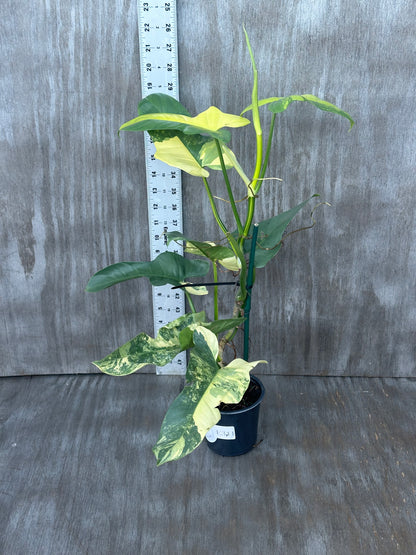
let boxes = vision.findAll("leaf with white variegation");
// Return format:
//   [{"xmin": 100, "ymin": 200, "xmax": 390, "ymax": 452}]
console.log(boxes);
[
  {"xmin": 92, "ymin": 312, "xmax": 206, "ymax": 376},
  {"xmin": 153, "ymin": 327, "xmax": 265, "ymax": 465},
  {"xmin": 167, "ymin": 231, "xmax": 234, "ymax": 262}
]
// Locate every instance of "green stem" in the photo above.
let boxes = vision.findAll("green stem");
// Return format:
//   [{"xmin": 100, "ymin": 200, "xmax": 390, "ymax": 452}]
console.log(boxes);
[
  {"xmin": 257, "ymin": 113, "xmax": 277, "ymax": 190},
  {"xmin": 241, "ymin": 27, "xmax": 263, "ymax": 244},
  {"xmin": 184, "ymin": 289, "xmax": 196, "ymax": 313},
  {"xmin": 215, "ymin": 139, "xmax": 243, "ymax": 236},
  {"xmin": 218, "ymin": 303, "xmax": 242, "ymax": 361},
  {"xmin": 213, "ymin": 263, "xmax": 219, "ymax": 321},
  {"xmin": 202, "ymin": 177, "xmax": 247, "ymax": 301},
  {"xmin": 202, "ymin": 177, "xmax": 229, "ymax": 237}
]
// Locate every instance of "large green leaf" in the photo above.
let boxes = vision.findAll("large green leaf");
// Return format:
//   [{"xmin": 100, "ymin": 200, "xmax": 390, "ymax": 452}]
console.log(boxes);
[
  {"xmin": 242, "ymin": 94, "xmax": 354, "ymax": 129},
  {"xmin": 243, "ymin": 196, "xmax": 319, "ymax": 268},
  {"xmin": 137, "ymin": 94, "xmax": 191, "ymax": 117},
  {"xmin": 86, "ymin": 252, "xmax": 210, "ymax": 292},
  {"xmin": 153, "ymin": 327, "xmax": 264, "ymax": 465},
  {"xmin": 93, "ymin": 312, "xmax": 206, "ymax": 376},
  {"xmin": 120, "ymin": 93, "xmax": 250, "ymax": 141}
]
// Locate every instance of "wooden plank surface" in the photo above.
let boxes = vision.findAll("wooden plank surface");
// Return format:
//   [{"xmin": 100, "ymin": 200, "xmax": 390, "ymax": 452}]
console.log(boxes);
[
  {"xmin": 1, "ymin": 374, "xmax": 415, "ymax": 554},
  {"xmin": 1, "ymin": 1, "xmax": 415, "ymax": 376}
]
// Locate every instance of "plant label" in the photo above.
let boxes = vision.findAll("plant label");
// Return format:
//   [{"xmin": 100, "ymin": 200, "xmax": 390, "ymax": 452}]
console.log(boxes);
[{"xmin": 206, "ymin": 425, "xmax": 236, "ymax": 443}]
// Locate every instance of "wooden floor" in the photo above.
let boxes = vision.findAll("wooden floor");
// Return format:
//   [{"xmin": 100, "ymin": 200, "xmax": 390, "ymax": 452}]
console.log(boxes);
[{"xmin": 1, "ymin": 374, "xmax": 415, "ymax": 555}]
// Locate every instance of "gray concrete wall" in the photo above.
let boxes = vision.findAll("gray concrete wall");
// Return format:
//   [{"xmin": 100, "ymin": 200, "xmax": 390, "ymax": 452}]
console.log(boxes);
[{"xmin": 1, "ymin": 0, "xmax": 415, "ymax": 376}]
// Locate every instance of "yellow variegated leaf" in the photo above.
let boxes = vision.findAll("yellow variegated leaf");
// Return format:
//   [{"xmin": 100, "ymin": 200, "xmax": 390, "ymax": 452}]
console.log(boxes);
[
  {"xmin": 184, "ymin": 106, "xmax": 250, "ymax": 132},
  {"xmin": 154, "ymin": 136, "xmax": 209, "ymax": 177},
  {"xmin": 153, "ymin": 327, "xmax": 265, "ymax": 465},
  {"xmin": 200, "ymin": 143, "xmax": 251, "ymax": 187},
  {"xmin": 120, "ymin": 106, "xmax": 250, "ymax": 141}
]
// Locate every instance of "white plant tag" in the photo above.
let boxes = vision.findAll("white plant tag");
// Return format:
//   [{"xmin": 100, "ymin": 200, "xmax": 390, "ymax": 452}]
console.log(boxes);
[{"xmin": 206, "ymin": 425, "xmax": 236, "ymax": 443}]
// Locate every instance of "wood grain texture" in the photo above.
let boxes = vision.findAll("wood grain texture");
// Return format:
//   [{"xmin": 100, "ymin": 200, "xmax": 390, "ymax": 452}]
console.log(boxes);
[
  {"xmin": 1, "ymin": 374, "xmax": 415, "ymax": 554},
  {"xmin": 1, "ymin": 1, "xmax": 153, "ymax": 375},
  {"xmin": 1, "ymin": 0, "xmax": 415, "ymax": 375}
]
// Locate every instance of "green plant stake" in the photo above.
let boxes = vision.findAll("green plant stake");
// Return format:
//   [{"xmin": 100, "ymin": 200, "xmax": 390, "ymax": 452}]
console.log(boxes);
[
  {"xmin": 243, "ymin": 223, "xmax": 259, "ymax": 361},
  {"xmin": 86, "ymin": 29, "xmax": 354, "ymax": 465}
]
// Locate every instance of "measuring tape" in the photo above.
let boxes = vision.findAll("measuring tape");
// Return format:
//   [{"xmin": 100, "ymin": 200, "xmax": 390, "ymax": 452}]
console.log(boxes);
[{"xmin": 137, "ymin": 0, "xmax": 186, "ymax": 375}]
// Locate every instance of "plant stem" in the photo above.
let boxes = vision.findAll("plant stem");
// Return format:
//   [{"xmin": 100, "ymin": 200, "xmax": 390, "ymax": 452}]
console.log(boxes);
[
  {"xmin": 184, "ymin": 289, "xmax": 196, "ymax": 313},
  {"xmin": 214, "ymin": 139, "xmax": 243, "ymax": 236},
  {"xmin": 202, "ymin": 177, "xmax": 247, "ymax": 301},
  {"xmin": 258, "ymin": 113, "xmax": 277, "ymax": 190},
  {"xmin": 241, "ymin": 27, "xmax": 263, "ymax": 244},
  {"xmin": 213, "ymin": 263, "xmax": 219, "ymax": 321}
]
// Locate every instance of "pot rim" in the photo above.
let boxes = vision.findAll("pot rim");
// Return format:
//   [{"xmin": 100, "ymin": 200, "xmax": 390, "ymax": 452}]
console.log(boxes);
[{"xmin": 219, "ymin": 374, "xmax": 265, "ymax": 416}]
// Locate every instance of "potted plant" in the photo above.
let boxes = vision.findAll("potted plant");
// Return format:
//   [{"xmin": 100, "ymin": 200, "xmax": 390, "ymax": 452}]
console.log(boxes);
[{"xmin": 86, "ymin": 29, "xmax": 354, "ymax": 465}]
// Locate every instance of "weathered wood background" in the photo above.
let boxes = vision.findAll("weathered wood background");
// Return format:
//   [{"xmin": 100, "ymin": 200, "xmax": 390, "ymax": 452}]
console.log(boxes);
[{"xmin": 1, "ymin": 0, "xmax": 415, "ymax": 376}]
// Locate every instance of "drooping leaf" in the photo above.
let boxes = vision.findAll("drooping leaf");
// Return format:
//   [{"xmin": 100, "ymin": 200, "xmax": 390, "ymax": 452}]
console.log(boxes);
[
  {"xmin": 86, "ymin": 252, "xmax": 210, "ymax": 292},
  {"xmin": 241, "ymin": 94, "xmax": 354, "ymax": 129},
  {"xmin": 153, "ymin": 327, "xmax": 265, "ymax": 465},
  {"xmin": 92, "ymin": 312, "xmax": 206, "ymax": 376},
  {"xmin": 180, "ymin": 282, "xmax": 208, "ymax": 296},
  {"xmin": 120, "ymin": 101, "xmax": 250, "ymax": 142},
  {"xmin": 243, "ymin": 196, "xmax": 319, "ymax": 268}
]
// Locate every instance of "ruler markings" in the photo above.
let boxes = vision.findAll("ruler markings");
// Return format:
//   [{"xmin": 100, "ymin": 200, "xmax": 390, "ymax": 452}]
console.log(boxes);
[{"xmin": 137, "ymin": 1, "xmax": 186, "ymax": 374}]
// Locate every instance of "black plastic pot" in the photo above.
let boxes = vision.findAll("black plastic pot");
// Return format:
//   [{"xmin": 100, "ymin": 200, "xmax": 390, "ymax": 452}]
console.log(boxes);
[{"xmin": 206, "ymin": 375, "xmax": 265, "ymax": 457}]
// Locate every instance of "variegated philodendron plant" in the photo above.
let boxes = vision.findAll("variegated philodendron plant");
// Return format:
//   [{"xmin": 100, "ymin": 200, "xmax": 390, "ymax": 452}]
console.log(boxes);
[{"xmin": 86, "ymin": 29, "xmax": 354, "ymax": 465}]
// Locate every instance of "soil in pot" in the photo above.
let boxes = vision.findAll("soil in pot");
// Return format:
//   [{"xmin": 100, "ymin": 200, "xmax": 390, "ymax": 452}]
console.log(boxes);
[{"xmin": 218, "ymin": 379, "xmax": 262, "ymax": 412}]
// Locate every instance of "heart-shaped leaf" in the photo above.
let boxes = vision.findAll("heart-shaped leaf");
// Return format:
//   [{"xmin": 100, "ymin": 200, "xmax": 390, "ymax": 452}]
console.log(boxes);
[
  {"xmin": 86, "ymin": 252, "xmax": 210, "ymax": 292},
  {"xmin": 120, "ymin": 93, "xmax": 250, "ymax": 142}
]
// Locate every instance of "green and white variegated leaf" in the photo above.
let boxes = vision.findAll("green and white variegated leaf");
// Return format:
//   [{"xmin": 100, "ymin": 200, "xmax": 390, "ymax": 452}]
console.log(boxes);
[
  {"xmin": 217, "ymin": 255, "xmax": 241, "ymax": 271},
  {"xmin": 153, "ymin": 327, "xmax": 265, "ymax": 465},
  {"xmin": 167, "ymin": 232, "xmax": 236, "ymax": 265},
  {"xmin": 180, "ymin": 282, "xmax": 208, "ymax": 296},
  {"xmin": 92, "ymin": 312, "xmax": 206, "ymax": 376},
  {"xmin": 177, "ymin": 317, "xmax": 245, "ymax": 351},
  {"xmin": 86, "ymin": 251, "xmax": 210, "ymax": 292}
]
